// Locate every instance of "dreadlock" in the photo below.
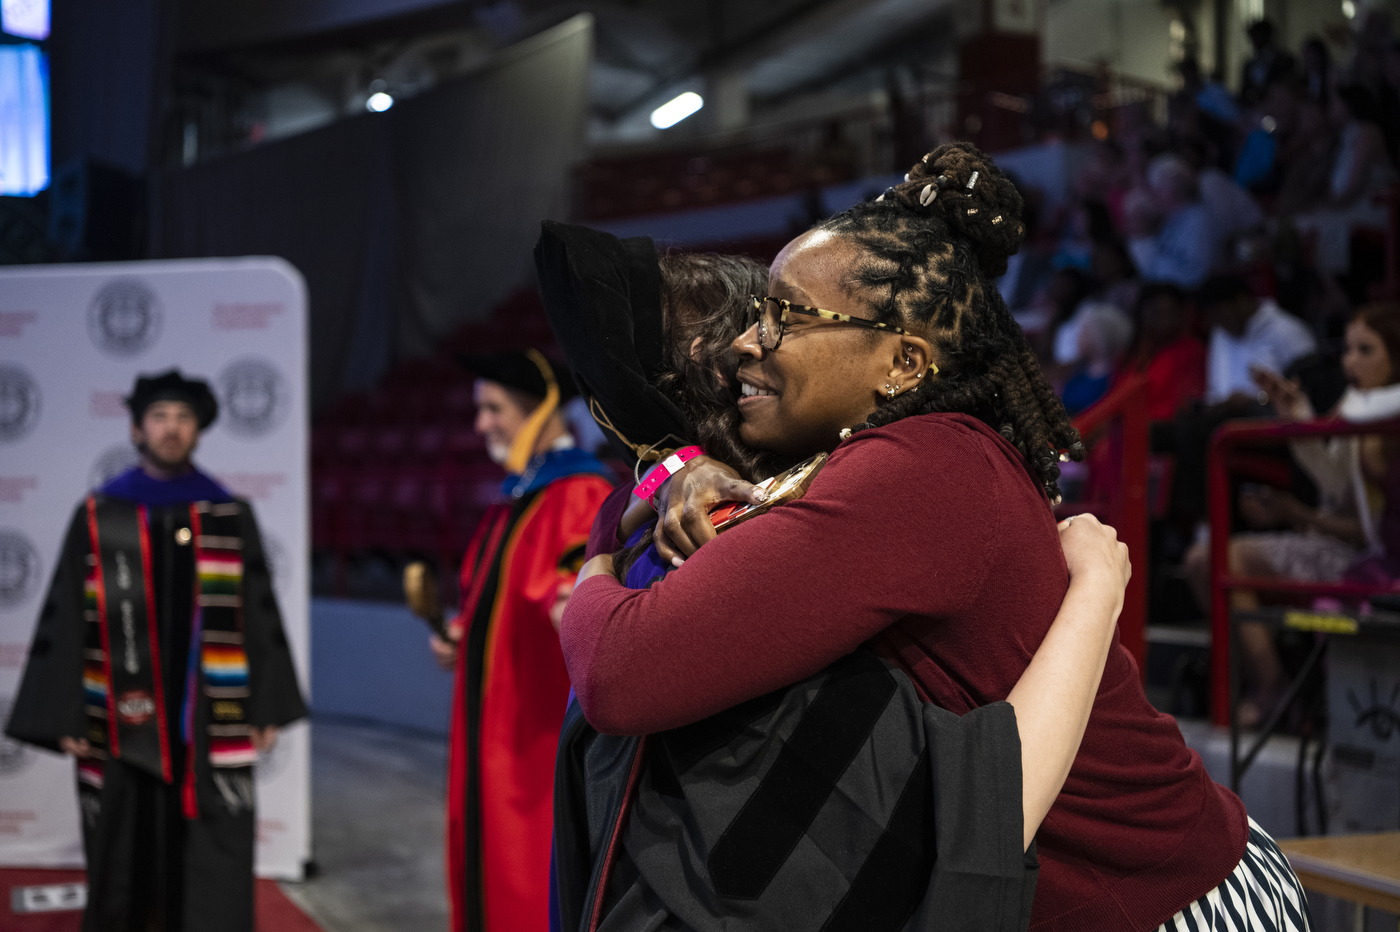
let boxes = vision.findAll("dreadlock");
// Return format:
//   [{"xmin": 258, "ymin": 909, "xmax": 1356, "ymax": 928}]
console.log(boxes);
[{"xmin": 820, "ymin": 141, "xmax": 1084, "ymax": 501}]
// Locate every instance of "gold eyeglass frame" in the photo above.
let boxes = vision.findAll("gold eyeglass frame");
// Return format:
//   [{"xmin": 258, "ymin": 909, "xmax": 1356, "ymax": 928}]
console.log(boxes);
[{"xmin": 748, "ymin": 295, "xmax": 914, "ymax": 351}]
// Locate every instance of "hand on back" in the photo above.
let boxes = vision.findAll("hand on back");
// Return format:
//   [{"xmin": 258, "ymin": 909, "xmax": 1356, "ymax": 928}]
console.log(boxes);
[{"xmin": 650, "ymin": 456, "xmax": 767, "ymax": 565}]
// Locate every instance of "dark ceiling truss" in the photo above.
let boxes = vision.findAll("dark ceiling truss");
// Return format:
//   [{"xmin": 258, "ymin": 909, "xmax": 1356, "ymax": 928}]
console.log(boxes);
[{"xmin": 594, "ymin": 0, "xmax": 855, "ymax": 123}]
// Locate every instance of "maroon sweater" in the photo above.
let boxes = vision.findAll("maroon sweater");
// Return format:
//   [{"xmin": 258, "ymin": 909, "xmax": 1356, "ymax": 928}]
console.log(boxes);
[{"xmin": 564, "ymin": 413, "xmax": 1246, "ymax": 932}]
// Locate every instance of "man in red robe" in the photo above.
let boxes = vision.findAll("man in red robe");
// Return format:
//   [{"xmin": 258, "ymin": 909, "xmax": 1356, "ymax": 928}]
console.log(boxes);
[{"xmin": 427, "ymin": 350, "xmax": 613, "ymax": 932}]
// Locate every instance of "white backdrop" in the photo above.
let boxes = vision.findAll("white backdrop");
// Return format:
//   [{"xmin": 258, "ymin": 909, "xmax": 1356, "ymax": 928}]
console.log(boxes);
[{"xmin": 0, "ymin": 257, "xmax": 310, "ymax": 880}]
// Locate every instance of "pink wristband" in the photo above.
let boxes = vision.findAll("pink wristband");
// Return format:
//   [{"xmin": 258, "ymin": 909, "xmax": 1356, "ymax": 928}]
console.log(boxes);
[{"xmin": 633, "ymin": 446, "xmax": 705, "ymax": 505}]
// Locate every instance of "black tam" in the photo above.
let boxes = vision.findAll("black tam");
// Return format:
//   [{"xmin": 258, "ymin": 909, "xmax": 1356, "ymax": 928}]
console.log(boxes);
[
  {"xmin": 126, "ymin": 369, "xmax": 218, "ymax": 430},
  {"xmin": 456, "ymin": 349, "xmax": 580, "ymax": 402},
  {"xmin": 533, "ymin": 221, "xmax": 690, "ymax": 467}
]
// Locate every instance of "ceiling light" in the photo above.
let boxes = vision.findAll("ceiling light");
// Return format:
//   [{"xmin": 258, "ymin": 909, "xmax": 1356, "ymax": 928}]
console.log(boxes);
[
  {"xmin": 1, "ymin": 0, "xmax": 49, "ymax": 40},
  {"xmin": 651, "ymin": 92, "xmax": 703, "ymax": 129},
  {"xmin": 367, "ymin": 92, "xmax": 394, "ymax": 113}
]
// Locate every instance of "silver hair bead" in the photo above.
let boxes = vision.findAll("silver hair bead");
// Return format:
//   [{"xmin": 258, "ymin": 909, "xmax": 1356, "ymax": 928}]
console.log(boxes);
[
  {"xmin": 966, "ymin": 170, "xmax": 979, "ymax": 190},
  {"xmin": 903, "ymin": 172, "xmax": 911, "ymax": 182},
  {"xmin": 919, "ymin": 184, "xmax": 937, "ymax": 206}
]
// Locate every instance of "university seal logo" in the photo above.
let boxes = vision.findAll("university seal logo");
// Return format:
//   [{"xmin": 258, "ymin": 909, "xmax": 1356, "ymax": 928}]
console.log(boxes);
[
  {"xmin": 116, "ymin": 689, "xmax": 157, "ymax": 727},
  {"xmin": 89, "ymin": 444, "xmax": 141, "ymax": 490},
  {"xmin": 218, "ymin": 358, "xmax": 289, "ymax": 438},
  {"xmin": 0, "ymin": 698, "xmax": 34, "ymax": 777},
  {"xmin": 0, "ymin": 529, "xmax": 41, "ymax": 609},
  {"xmin": 88, "ymin": 279, "xmax": 163, "ymax": 357},
  {"xmin": 0, "ymin": 364, "xmax": 41, "ymax": 443}
]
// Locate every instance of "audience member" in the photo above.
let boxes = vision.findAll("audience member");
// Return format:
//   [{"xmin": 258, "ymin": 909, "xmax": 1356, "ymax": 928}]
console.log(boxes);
[
  {"xmin": 1202, "ymin": 275, "xmax": 1317, "ymax": 403},
  {"xmin": 1090, "ymin": 237, "xmax": 1141, "ymax": 316},
  {"xmin": 999, "ymin": 176, "xmax": 1055, "ymax": 314},
  {"xmin": 1128, "ymin": 154, "xmax": 1215, "ymax": 288},
  {"xmin": 1300, "ymin": 36, "xmax": 1332, "ymax": 106},
  {"xmin": 1240, "ymin": 20, "xmax": 1296, "ymax": 107},
  {"xmin": 1122, "ymin": 283, "xmax": 1206, "ymax": 421},
  {"xmin": 1185, "ymin": 303, "xmax": 1400, "ymax": 726},
  {"xmin": 1272, "ymin": 86, "xmax": 1340, "ymax": 217},
  {"xmin": 1158, "ymin": 277, "xmax": 1316, "ymax": 532},
  {"xmin": 1294, "ymin": 83, "xmax": 1398, "ymax": 276},
  {"xmin": 1061, "ymin": 302, "xmax": 1135, "ymax": 413},
  {"xmin": 1182, "ymin": 139, "xmax": 1266, "ymax": 263},
  {"xmin": 1043, "ymin": 267, "xmax": 1097, "ymax": 362}
]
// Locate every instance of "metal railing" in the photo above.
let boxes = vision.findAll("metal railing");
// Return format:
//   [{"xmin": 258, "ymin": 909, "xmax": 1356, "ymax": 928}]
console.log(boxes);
[{"xmin": 1207, "ymin": 416, "xmax": 1400, "ymax": 744}]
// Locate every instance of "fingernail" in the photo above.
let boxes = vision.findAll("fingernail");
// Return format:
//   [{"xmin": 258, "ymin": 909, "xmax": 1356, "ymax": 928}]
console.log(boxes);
[
  {"xmin": 753, "ymin": 489, "xmax": 769, "ymax": 502},
  {"xmin": 671, "ymin": 556, "xmax": 684, "ymax": 568}
]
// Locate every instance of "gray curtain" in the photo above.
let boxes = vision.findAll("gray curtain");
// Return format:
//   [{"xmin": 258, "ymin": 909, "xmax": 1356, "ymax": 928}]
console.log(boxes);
[
  {"xmin": 50, "ymin": 0, "xmax": 176, "ymax": 173},
  {"xmin": 151, "ymin": 14, "xmax": 593, "ymax": 412}
]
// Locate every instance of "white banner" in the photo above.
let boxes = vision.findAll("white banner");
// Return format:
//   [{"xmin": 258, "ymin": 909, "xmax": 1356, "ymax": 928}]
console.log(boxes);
[{"xmin": 0, "ymin": 257, "xmax": 310, "ymax": 880}]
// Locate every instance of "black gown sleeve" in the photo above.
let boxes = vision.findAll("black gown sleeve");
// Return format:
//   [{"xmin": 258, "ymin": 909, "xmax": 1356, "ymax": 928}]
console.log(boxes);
[
  {"xmin": 238, "ymin": 503, "xmax": 309, "ymax": 728},
  {"xmin": 5, "ymin": 505, "xmax": 91, "ymax": 753},
  {"xmin": 916, "ymin": 700, "xmax": 1038, "ymax": 932}
]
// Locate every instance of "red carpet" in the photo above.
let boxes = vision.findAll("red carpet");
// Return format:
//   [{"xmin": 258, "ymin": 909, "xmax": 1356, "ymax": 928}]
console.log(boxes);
[{"xmin": 1, "ymin": 868, "xmax": 325, "ymax": 931}]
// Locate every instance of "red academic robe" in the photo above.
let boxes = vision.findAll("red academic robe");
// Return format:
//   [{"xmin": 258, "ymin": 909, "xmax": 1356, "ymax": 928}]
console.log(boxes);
[{"xmin": 446, "ymin": 457, "xmax": 613, "ymax": 932}]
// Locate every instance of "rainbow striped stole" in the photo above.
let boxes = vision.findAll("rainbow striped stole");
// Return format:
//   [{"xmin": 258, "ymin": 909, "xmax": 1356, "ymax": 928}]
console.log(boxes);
[
  {"xmin": 80, "ymin": 557, "xmax": 110, "ymax": 766},
  {"xmin": 191, "ymin": 502, "xmax": 256, "ymax": 771}
]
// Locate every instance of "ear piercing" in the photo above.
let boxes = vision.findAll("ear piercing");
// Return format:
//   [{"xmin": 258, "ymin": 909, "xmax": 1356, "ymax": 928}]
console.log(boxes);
[{"xmin": 886, "ymin": 383, "xmax": 897, "ymax": 398}]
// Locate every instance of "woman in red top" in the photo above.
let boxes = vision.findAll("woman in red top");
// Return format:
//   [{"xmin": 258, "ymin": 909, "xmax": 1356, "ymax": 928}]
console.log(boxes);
[
  {"xmin": 563, "ymin": 143, "xmax": 1310, "ymax": 932},
  {"xmin": 1122, "ymin": 282, "xmax": 1207, "ymax": 422}
]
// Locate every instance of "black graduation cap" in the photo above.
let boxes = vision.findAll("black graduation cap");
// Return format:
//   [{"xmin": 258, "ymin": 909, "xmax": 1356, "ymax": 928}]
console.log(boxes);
[
  {"xmin": 126, "ymin": 369, "xmax": 219, "ymax": 430},
  {"xmin": 533, "ymin": 221, "xmax": 690, "ymax": 467},
  {"xmin": 456, "ymin": 350, "xmax": 580, "ymax": 402}
]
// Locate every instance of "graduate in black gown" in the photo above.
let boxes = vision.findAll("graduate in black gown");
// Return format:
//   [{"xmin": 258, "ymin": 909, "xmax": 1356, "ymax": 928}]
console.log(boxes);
[{"xmin": 5, "ymin": 369, "xmax": 307, "ymax": 932}]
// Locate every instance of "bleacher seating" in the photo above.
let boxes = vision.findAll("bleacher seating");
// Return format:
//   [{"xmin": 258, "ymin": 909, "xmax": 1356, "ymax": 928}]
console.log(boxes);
[
  {"xmin": 311, "ymin": 287, "xmax": 613, "ymax": 596},
  {"xmin": 576, "ymin": 147, "xmax": 834, "ymax": 221}
]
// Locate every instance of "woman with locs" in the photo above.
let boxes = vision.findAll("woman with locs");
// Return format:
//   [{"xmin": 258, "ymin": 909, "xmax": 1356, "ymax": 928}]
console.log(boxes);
[
  {"xmin": 561, "ymin": 143, "xmax": 1311, "ymax": 932},
  {"xmin": 539, "ymin": 224, "xmax": 1132, "ymax": 932}
]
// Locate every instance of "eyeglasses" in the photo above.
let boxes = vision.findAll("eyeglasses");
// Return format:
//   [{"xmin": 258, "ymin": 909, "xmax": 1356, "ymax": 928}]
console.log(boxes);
[{"xmin": 746, "ymin": 295, "xmax": 913, "ymax": 352}]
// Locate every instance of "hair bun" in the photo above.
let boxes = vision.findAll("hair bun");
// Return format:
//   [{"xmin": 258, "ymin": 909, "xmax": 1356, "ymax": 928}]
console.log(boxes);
[{"xmin": 889, "ymin": 142, "xmax": 1025, "ymax": 279}]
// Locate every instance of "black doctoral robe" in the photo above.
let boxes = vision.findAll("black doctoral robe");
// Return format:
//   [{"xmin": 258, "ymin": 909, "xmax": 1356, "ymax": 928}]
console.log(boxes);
[{"xmin": 5, "ymin": 494, "xmax": 307, "ymax": 932}]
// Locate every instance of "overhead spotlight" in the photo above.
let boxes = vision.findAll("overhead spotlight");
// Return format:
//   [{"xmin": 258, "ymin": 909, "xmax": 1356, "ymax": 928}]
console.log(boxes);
[
  {"xmin": 650, "ymin": 92, "xmax": 703, "ymax": 129},
  {"xmin": 367, "ymin": 92, "xmax": 394, "ymax": 113}
]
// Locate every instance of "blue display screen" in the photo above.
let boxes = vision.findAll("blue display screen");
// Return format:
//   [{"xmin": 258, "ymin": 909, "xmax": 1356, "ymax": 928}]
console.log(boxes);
[{"xmin": 0, "ymin": 43, "xmax": 48, "ymax": 196}]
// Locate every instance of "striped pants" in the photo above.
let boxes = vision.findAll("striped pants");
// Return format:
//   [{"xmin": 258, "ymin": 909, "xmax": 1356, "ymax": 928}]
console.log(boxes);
[{"xmin": 1155, "ymin": 819, "xmax": 1313, "ymax": 932}]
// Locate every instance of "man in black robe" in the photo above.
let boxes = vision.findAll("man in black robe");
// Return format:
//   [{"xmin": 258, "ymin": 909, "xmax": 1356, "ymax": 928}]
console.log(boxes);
[{"xmin": 5, "ymin": 369, "xmax": 307, "ymax": 932}]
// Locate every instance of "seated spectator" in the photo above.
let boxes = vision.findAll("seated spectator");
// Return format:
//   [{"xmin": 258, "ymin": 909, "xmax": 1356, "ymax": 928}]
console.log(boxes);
[
  {"xmin": 1240, "ymin": 20, "xmax": 1296, "ymax": 107},
  {"xmin": 998, "ymin": 176, "xmax": 1054, "ymax": 316},
  {"xmin": 1158, "ymin": 277, "xmax": 1316, "ymax": 532},
  {"xmin": 1061, "ymin": 302, "xmax": 1135, "ymax": 414},
  {"xmin": 1128, "ymin": 154, "xmax": 1215, "ymax": 288},
  {"xmin": 1300, "ymin": 36, "xmax": 1332, "ymax": 106},
  {"xmin": 1090, "ymin": 237, "xmax": 1141, "ymax": 317},
  {"xmin": 1294, "ymin": 83, "xmax": 1399, "ymax": 275},
  {"xmin": 1073, "ymin": 141, "xmax": 1132, "ymax": 229},
  {"xmin": 1121, "ymin": 283, "xmax": 1206, "ymax": 421},
  {"xmin": 1203, "ymin": 275, "xmax": 1317, "ymax": 404},
  {"xmin": 1181, "ymin": 139, "xmax": 1266, "ymax": 266},
  {"xmin": 1273, "ymin": 88, "xmax": 1339, "ymax": 217},
  {"xmin": 1185, "ymin": 302, "xmax": 1400, "ymax": 725},
  {"xmin": 1050, "ymin": 269, "xmax": 1129, "ymax": 368},
  {"xmin": 1028, "ymin": 266, "xmax": 1093, "ymax": 361}
]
